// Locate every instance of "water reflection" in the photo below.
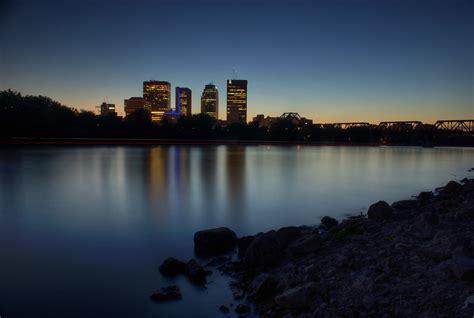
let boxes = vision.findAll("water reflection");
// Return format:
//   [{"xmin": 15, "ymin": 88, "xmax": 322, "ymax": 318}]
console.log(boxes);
[{"xmin": 0, "ymin": 146, "xmax": 473, "ymax": 318}]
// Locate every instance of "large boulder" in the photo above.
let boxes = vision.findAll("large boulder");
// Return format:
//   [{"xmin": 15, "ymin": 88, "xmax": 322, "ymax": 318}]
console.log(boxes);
[
  {"xmin": 194, "ymin": 227, "xmax": 237, "ymax": 255},
  {"xmin": 321, "ymin": 216, "xmax": 339, "ymax": 229},
  {"xmin": 185, "ymin": 259, "xmax": 208, "ymax": 285},
  {"xmin": 159, "ymin": 258, "xmax": 186, "ymax": 276},
  {"xmin": 150, "ymin": 285, "xmax": 182, "ymax": 301},
  {"xmin": 367, "ymin": 201, "xmax": 393, "ymax": 221},
  {"xmin": 440, "ymin": 181, "xmax": 462, "ymax": 197},
  {"xmin": 244, "ymin": 231, "xmax": 281, "ymax": 269},
  {"xmin": 275, "ymin": 226, "xmax": 303, "ymax": 248}
]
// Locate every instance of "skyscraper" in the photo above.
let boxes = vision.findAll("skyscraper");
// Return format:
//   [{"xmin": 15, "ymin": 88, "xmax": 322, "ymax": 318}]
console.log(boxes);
[
  {"xmin": 226, "ymin": 80, "xmax": 247, "ymax": 124},
  {"xmin": 99, "ymin": 102, "xmax": 116, "ymax": 116},
  {"xmin": 201, "ymin": 83, "xmax": 219, "ymax": 119},
  {"xmin": 143, "ymin": 80, "xmax": 171, "ymax": 122},
  {"xmin": 176, "ymin": 87, "xmax": 192, "ymax": 117},
  {"xmin": 124, "ymin": 97, "xmax": 144, "ymax": 116}
]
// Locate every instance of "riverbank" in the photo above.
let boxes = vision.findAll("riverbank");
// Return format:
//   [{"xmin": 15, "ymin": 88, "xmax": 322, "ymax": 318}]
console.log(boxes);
[
  {"xmin": 170, "ymin": 178, "xmax": 474, "ymax": 317},
  {"xmin": 217, "ymin": 178, "xmax": 474, "ymax": 317}
]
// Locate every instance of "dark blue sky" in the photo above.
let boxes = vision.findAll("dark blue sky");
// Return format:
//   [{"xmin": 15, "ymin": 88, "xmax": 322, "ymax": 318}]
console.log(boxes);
[{"xmin": 1, "ymin": 0, "xmax": 472, "ymax": 122}]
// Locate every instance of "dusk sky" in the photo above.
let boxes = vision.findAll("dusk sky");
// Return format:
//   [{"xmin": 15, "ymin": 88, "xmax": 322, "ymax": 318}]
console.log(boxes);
[{"xmin": 1, "ymin": 0, "xmax": 472, "ymax": 122}]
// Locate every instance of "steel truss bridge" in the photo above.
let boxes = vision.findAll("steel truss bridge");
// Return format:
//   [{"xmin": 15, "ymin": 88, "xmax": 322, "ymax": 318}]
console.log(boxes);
[
  {"xmin": 315, "ymin": 119, "xmax": 473, "ymax": 134},
  {"xmin": 434, "ymin": 120, "xmax": 474, "ymax": 133}
]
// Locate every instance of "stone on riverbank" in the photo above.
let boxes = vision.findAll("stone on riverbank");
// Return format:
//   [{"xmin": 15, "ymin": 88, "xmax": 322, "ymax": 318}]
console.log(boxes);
[
  {"xmin": 159, "ymin": 258, "xmax": 186, "ymax": 276},
  {"xmin": 321, "ymin": 216, "xmax": 338, "ymax": 228},
  {"xmin": 440, "ymin": 180, "xmax": 462, "ymax": 197},
  {"xmin": 194, "ymin": 227, "xmax": 237, "ymax": 255},
  {"xmin": 367, "ymin": 200, "xmax": 393, "ymax": 220},
  {"xmin": 185, "ymin": 259, "xmax": 208, "ymax": 285},
  {"xmin": 223, "ymin": 178, "xmax": 474, "ymax": 318}
]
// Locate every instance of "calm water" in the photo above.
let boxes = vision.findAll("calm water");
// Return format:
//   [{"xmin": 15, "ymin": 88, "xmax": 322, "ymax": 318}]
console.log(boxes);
[{"xmin": 0, "ymin": 145, "xmax": 473, "ymax": 317}]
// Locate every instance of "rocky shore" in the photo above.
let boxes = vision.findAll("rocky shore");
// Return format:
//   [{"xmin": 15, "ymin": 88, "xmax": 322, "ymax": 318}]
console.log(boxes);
[{"xmin": 157, "ymin": 178, "xmax": 474, "ymax": 317}]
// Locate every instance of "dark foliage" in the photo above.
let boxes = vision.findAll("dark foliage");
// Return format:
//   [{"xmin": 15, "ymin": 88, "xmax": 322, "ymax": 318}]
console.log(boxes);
[{"xmin": 0, "ymin": 90, "xmax": 472, "ymax": 146}]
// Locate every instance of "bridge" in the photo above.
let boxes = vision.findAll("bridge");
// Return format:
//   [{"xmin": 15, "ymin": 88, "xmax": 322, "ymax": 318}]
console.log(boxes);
[
  {"xmin": 378, "ymin": 121, "xmax": 425, "ymax": 130},
  {"xmin": 435, "ymin": 120, "xmax": 474, "ymax": 133},
  {"xmin": 280, "ymin": 112, "xmax": 302, "ymax": 121},
  {"xmin": 325, "ymin": 122, "xmax": 372, "ymax": 129},
  {"xmin": 313, "ymin": 120, "xmax": 473, "ymax": 134}
]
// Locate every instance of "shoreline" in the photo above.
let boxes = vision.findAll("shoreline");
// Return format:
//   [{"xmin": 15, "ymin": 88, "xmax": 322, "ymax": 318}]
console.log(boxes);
[
  {"xmin": 0, "ymin": 137, "xmax": 472, "ymax": 147},
  {"xmin": 220, "ymin": 178, "xmax": 474, "ymax": 317},
  {"xmin": 158, "ymin": 177, "xmax": 474, "ymax": 317}
]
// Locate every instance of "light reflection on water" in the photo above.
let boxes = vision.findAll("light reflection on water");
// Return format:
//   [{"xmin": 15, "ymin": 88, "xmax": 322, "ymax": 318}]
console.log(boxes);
[{"xmin": 0, "ymin": 145, "xmax": 473, "ymax": 317}]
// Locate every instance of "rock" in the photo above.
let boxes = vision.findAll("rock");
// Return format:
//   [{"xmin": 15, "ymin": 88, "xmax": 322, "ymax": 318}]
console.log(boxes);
[
  {"xmin": 194, "ymin": 227, "xmax": 237, "ymax": 255},
  {"xmin": 244, "ymin": 231, "xmax": 282, "ymax": 268},
  {"xmin": 321, "ymin": 216, "xmax": 339, "ymax": 228},
  {"xmin": 150, "ymin": 285, "xmax": 182, "ymax": 301},
  {"xmin": 451, "ymin": 255, "xmax": 474, "ymax": 281},
  {"xmin": 440, "ymin": 181, "xmax": 462, "ymax": 197},
  {"xmin": 274, "ymin": 282, "xmax": 319, "ymax": 309},
  {"xmin": 159, "ymin": 258, "xmax": 186, "ymax": 276},
  {"xmin": 275, "ymin": 226, "xmax": 303, "ymax": 248},
  {"xmin": 219, "ymin": 305, "xmax": 230, "ymax": 313},
  {"xmin": 289, "ymin": 234, "xmax": 322, "ymax": 257},
  {"xmin": 249, "ymin": 274, "xmax": 278, "ymax": 301},
  {"xmin": 235, "ymin": 303, "xmax": 251, "ymax": 314},
  {"xmin": 185, "ymin": 259, "xmax": 208, "ymax": 285},
  {"xmin": 391, "ymin": 199, "xmax": 420, "ymax": 210},
  {"xmin": 237, "ymin": 235, "xmax": 255, "ymax": 258},
  {"xmin": 367, "ymin": 201, "xmax": 393, "ymax": 221},
  {"xmin": 417, "ymin": 191, "xmax": 434, "ymax": 201}
]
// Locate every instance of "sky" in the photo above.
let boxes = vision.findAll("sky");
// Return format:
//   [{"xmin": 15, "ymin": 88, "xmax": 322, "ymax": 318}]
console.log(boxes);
[{"xmin": 0, "ymin": 0, "xmax": 472, "ymax": 123}]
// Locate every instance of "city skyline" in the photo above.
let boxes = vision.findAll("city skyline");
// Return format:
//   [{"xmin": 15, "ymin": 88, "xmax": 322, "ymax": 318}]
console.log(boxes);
[{"xmin": 1, "ymin": 0, "xmax": 472, "ymax": 123}]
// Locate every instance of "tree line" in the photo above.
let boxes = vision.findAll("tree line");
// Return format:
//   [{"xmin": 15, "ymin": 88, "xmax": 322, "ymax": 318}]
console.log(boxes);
[{"xmin": 0, "ymin": 90, "xmax": 472, "ymax": 146}]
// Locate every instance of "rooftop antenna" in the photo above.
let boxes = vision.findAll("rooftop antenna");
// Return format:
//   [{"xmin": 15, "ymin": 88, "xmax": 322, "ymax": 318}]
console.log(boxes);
[{"xmin": 232, "ymin": 68, "xmax": 237, "ymax": 79}]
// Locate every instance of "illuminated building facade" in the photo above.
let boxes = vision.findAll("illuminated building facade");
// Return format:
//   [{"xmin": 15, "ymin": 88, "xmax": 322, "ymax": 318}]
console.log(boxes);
[
  {"xmin": 175, "ymin": 87, "xmax": 192, "ymax": 116},
  {"xmin": 201, "ymin": 83, "xmax": 219, "ymax": 119},
  {"xmin": 226, "ymin": 79, "xmax": 247, "ymax": 124},
  {"xmin": 99, "ymin": 102, "xmax": 116, "ymax": 116},
  {"xmin": 143, "ymin": 80, "xmax": 171, "ymax": 122},
  {"xmin": 124, "ymin": 97, "xmax": 144, "ymax": 116}
]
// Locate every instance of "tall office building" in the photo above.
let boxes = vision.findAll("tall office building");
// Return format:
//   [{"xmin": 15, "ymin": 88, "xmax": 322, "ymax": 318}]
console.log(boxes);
[
  {"xmin": 99, "ymin": 102, "xmax": 116, "ymax": 116},
  {"xmin": 226, "ymin": 80, "xmax": 247, "ymax": 124},
  {"xmin": 143, "ymin": 80, "xmax": 171, "ymax": 122},
  {"xmin": 124, "ymin": 97, "xmax": 144, "ymax": 116},
  {"xmin": 175, "ymin": 87, "xmax": 192, "ymax": 116},
  {"xmin": 201, "ymin": 83, "xmax": 219, "ymax": 119}
]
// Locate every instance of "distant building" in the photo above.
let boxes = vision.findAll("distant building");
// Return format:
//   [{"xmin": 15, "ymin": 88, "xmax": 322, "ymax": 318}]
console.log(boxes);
[
  {"xmin": 99, "ymin": 102, "xmax": 116, "ymax": 116},
  {"xmin": 201, "ymin": 83, "xmax": 219, "ymax": 119},
  {"xmin": 176, "ymin": 87, "xmax": 192, "ymax": 116},
  {"xmin": 124, "ymin": 97, "xmax": 144, "ymax": 116},
  {"xmin": 143, "ymin": 80, "xmax": 171, "ymax": 122},
  {"xmin": 226, "ymin": 79, "xmax": 247, "ymax": 124}
]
